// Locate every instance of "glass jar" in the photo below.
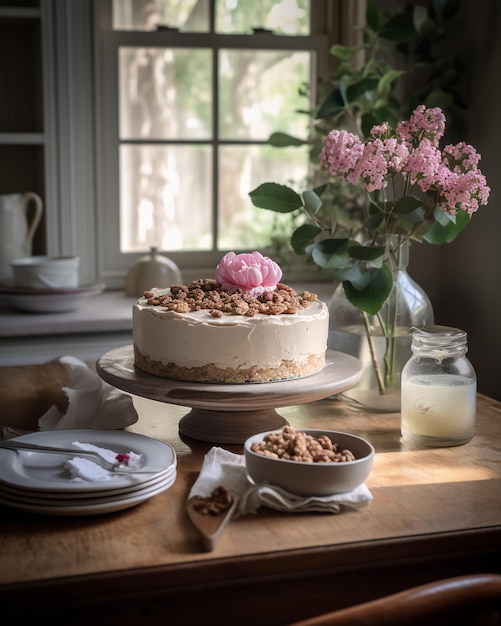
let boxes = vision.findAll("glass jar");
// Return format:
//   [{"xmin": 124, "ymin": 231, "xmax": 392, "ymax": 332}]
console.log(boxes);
[{"xmin": 400, "ymin": 325, "xmax": 476, "ymax": 447}]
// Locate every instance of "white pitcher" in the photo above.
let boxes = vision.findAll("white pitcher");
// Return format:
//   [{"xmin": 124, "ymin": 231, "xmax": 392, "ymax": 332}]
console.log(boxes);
[{"xmin": 0, "ymin": 192, "xmax": 43, "ymax": 284}]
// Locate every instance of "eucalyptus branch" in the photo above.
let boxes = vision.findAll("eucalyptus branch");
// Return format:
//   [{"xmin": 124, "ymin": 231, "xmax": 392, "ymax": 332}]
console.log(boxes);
[
  {"xmin": 362, "ymin": 311, "xmax": 385, "ymax": 394},
  {"xmin": 403, "ymin": 172, "xmax": 412, "ymax": 197},
  {"xmin": 376, "ymin": 309, "xmax": 389, "ymax": 340},
  {"xmin": 305, "ymin": 207, "xmax": 329, "ymax": 232}
]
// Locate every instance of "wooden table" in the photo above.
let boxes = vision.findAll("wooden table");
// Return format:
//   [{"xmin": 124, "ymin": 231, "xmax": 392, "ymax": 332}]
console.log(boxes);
[{"xmin": 0, "ymin": 362, "xmax": 500, "ymax": 625}]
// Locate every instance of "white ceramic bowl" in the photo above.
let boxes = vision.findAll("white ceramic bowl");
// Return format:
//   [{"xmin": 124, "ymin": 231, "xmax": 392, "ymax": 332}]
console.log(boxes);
[
  {"xmin": 11, "ymin": 256, "xmax": 79, "ymax": 289},
  {"xmin": 244, "ymin": 429, "xmax": 374, "ymax": 496}
]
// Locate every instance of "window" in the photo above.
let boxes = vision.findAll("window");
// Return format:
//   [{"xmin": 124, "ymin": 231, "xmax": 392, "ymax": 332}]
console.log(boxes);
[{"xmin": 96, "ymin": 0, "xmax": 330, "ymax": 282}]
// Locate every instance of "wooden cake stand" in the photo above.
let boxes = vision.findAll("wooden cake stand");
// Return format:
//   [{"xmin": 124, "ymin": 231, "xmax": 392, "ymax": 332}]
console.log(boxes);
[{"xmin": 96, "ymin": 346, "xmax": 363, "ymax": 444}]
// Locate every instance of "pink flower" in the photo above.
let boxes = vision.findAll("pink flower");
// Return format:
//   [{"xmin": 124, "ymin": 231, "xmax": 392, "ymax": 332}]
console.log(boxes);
[
  {"xmin": 405, "ymin": 138, "xmax": 443, "ymax": 191},
  {"xmin": 351, "ymin": 139, "xmax": 390, "ymax": 191},
  {"xmin": 381, "ymin": 138, "xmax": 409, "ymax": 172},
  {"xmin": 370, "ymin": 122, "xmax": 392, "ymax": 139},
  {"xmin": 438, "ymin": 170, "xmax": 490, "ymax": 215},
  {"xmin": 397, "ymin": 105, "xmax": 446, "ymax": 147},
  {"xmin": 442, "ymin": 142, "xmax": 481, "ymax": 173},
  {"xmin": 317, "ymin": 104, "xmax": 489, "ymax": 223},
  {"xmin": 319, "ymin": 130, "xmax": 364, "ymax": 178},
  {"xmin": 215, "ymin": 251, "xmax": 282, "ymax": 296}
]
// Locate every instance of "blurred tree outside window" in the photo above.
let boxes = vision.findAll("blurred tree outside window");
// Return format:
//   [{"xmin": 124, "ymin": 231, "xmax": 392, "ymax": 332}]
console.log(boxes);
[{"xmin": 97, "ymin": 0, "xmax": 333, "ymax": 275}]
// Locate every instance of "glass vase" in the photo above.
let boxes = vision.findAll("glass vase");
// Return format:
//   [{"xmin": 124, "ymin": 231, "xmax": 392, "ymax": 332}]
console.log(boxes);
[{"xmin": 328, "ymin": 235, "xmax": 434, "ymax": 412}]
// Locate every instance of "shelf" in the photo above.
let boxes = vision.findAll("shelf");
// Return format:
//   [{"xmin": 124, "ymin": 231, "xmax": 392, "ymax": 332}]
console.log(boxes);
[
  {"xmin": 0, "ymin": 8, "xmax": 40, "ymax": 19},
  {"xmin": 0, "ymin": 133, "xmax": 45, "ymax": 144}
]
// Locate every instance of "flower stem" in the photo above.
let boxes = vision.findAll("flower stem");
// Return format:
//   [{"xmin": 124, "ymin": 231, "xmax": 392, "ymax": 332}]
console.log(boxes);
[{"xmin": 362, "ymin": 311, "xmax": 385, "ymax": 394}]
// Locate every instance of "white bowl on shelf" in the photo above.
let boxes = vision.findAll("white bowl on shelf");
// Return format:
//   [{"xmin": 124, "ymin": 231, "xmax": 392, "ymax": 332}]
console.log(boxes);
[{"xmin": 10, "ymin": 256, "xmax": 80, "ymax": 290}]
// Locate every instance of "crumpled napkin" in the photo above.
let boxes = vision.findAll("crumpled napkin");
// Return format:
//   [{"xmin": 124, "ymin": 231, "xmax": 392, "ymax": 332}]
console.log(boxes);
[
  {"xmin": 38, "ymin": 356, "xmax": 138, "ymax": 431},
  {"xmin": 189, "ymin": 446, "xmax": 373, "ymax": 516},
  {"xmin": 65, "ymin": 442, "xmax": 139, "ymax": 482},
  {"xmin": 65, "ymin": 457, "xmax": 117, "ymax": 482}
]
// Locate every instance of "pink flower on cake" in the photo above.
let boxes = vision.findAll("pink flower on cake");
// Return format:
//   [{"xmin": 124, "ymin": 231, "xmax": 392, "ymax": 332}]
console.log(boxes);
[{"xmin": 215, "ymin": 251, "xmax": 282, "ymax": 296}]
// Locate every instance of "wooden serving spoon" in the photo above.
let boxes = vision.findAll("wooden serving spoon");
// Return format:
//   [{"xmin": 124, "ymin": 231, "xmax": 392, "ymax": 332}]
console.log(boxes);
[{"xmin": 186, "ymin": 487, "xmax": 240, "ymax": 551}]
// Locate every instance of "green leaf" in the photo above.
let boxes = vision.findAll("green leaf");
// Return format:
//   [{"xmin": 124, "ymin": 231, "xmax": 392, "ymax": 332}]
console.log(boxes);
[
  {"xmin": 268, "ymin": 132, "xmax": 307, "ymax": 148},
  {"xmin": 338, "ymin": 81, "xmax": 349, "ymax": 106},
  {"xmin": 302, "ymin": 190, "xmax": 323, "ymax": 216},
  {"xmin": 316, "ymin": 88, "xmax": 347, "ymax": 119},
  {"xmin": 360, "ymin": 113, "xmax": 379, "ymax": 138},
  {"xmin": 330, "ymin": 44, "xmax": 354, "ymax": 61},
  {"xmin": 311, "ymin": 238, "xmax": 351, "ymax": 269},
  {"xmin": 312, "ymin": 184, "xmax": 328, "ymax": 197},
  {"xmin": 291, "ymin": 224, "xmax": 323, "ymax": 254},
  {"xmin": 343, "ymin": 265, "xmax": 393, "ymax": 315},
  {"xmin": 361, "ymin": 109, "xmax": 398, "ymax": 137},
  {"xmin": 393, "ymin": 195, "xmax": 424, "ymax": 214},
  {"xmin": 379, "ymin": 12, "xmax": 415, "ymax": 41},
  {"xmin": 335, "ymin": 262, "xmax": 370, "ymax": 290},
  {"xmin": 433, "ymin": 0, "xmax": 461, "ymax": 23},
  {"xmin": 433, "ymin": 205, "xmax": 455, "ymax": 226},
  {"xmin": 364, "ymin": 212, "xmax": 385, "ymax": 230},
  {"xmin": 348, "ymin": 244, "xmax": 386, "ymax": 261},
  {"xmin": 396, "ymin": 206, "xmax": 426, "ymax": 223},
  {"xmin": 366, "ymin": 0, "xmax": 380, "ymax": 32},
  {"xmin": 424, "ymin": 89, "xmax": 455, "ymax": 110},
  {"xmin": 413, "ymin": 6, "xmax": 439, "ymax": 37},
  {"xmin": 346, "ymin": 78, "xmax": 379, "ymax": 104},
  {"xmin": 424, "ymin": 209, "xmax": 471, "ymax": 244},
  {"xmin": 249, "ymin": 182, "xmax": 302, "ymax": 214},
  {"xmin": 378, "ymin": 70, "xmax": 406, "ymax": 94}
]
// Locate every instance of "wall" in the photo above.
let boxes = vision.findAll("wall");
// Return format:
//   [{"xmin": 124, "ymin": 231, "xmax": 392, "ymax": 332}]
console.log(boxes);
[{"xmin": 409, "ymin": 1, "xmax": 501, "ymax": 400}]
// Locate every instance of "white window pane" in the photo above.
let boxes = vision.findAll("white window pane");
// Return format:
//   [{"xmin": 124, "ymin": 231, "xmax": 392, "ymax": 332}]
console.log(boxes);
[
  {"xmin": 218, "ymin": 144, "xmax": 309, "ymax": 250},
  {"xmin": 120, "ymin": 144, "xmax": 212, "ymax": 253},
  {"xmin": 113, "ymin": 0, "xmax": 210, "ymax": 32},
  {"xmin": 216, "ymin": 0, "xmax": 310, "ymax": 35},
  {"xmin": 219, "ymin": 49, "xmax": 311, "ymax": 140},
  {"xmin": 119, "ymin": 48, "xmax": 212, "ymax": 140}
]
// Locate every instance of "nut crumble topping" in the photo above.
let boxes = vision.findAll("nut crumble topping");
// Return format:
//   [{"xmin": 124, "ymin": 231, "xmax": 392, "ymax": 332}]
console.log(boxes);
[
  {"xmin": 143, "ymin": 279, "xmax": 319, "ymax": 317},
  {"xmin": 190, "ymin": 486, "xmax": 234, "ymax": 516},
  {"xmin": 250, "ymin": 426, "xmax": 357, "ymax": 463}
]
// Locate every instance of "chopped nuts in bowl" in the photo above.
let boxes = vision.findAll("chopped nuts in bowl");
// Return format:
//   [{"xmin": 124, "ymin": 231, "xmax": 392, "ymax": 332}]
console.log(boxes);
[{"xmin": 244, "ymin": 426, "xmax": 374, "ymax": 497}]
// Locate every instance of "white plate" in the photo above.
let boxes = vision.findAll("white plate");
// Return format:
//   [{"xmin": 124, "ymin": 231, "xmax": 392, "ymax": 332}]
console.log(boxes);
[
  {"xmin": 0, "ymin": 472, "xmax": 177, "ymax": 516},
  {"xmin": 0, "ymin": 470, "xmax": 176, "ymax": 507},
  {"xmin": 0, "ymin": 429, "xmax": 176, "ymax": 493},
  {"xmin": 0, "ymin": 465, "xmax": 177, "ymax": 501},
  {"xmin": 0, "ymin": 283, "xmax": 105, "ymax": 312}
]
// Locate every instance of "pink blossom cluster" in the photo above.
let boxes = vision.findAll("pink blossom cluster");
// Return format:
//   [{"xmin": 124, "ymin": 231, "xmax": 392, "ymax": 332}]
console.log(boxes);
[
  {"xmin": 319, "ymin": 105, "xmax": 490, "ymax": 215},
  {"xmin": 215, "ymin": 251, "xmax": 282, "ymax": 296},
  {"xmin": 397, "ymin": 105, "xmax": 445, "ymax": 147}
]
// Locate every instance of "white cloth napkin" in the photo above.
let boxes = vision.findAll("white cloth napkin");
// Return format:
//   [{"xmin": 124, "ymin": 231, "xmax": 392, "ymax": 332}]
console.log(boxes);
[
  {"xmin": 189, "ymin": 446, "xmax": 373, "ymax": 516},
  {"xmin": 38, "ymin": 356, "xmax": 138, "ymax": 431},
  {"xmin": 65, "ymin": 457, "xmax": 117, "ymax": 482},
  {"xmin": 65, "ymin": 442, "xmax": 141, "ymax": 482}
]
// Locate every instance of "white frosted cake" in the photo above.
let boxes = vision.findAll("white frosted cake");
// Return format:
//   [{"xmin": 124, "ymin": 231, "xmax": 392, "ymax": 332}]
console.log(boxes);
[{"xmin": 132, "ymin": 251, "xmax": 328, "ymax": 384}]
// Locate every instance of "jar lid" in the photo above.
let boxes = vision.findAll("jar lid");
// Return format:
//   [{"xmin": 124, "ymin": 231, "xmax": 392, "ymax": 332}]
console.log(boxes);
[{"xmin": 410, "ymin": 325, "xmax": 467, "ymax": 358}]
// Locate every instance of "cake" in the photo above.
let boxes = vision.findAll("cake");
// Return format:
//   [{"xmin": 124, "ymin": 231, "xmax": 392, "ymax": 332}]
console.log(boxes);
[{"xmin": 132, "ymin": 251, "xmax": 329, "ymax": 384}]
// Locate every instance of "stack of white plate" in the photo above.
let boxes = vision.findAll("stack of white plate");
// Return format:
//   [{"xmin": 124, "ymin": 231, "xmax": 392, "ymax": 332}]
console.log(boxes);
[
  {"xmin": 0, "ymin": 429, "xmax": 177, "ymax": 516},
  {"xmin": 0, "ymin": 283, "xmax": 105, "ymax": 313}
]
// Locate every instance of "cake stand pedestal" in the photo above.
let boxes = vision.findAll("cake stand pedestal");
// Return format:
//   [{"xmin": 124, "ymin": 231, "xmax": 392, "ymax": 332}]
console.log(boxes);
[{"xmin": 97, "ymin": 346, "xmax": 362, "ymax": 444}]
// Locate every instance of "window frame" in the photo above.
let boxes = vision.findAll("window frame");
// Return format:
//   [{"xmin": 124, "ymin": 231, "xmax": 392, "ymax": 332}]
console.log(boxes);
[
  {"xmin": 94, "ymin": 0, "xmax": 337, "ymax": 286},
  {"xmin": 40, "ymin": 1, "xmax": 366, "ymax": 288}
]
